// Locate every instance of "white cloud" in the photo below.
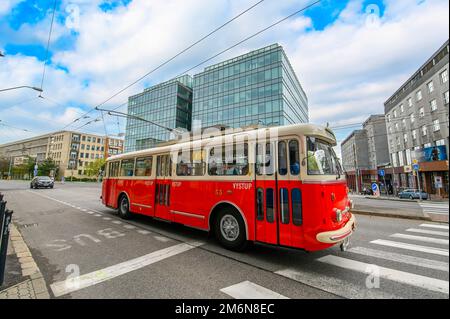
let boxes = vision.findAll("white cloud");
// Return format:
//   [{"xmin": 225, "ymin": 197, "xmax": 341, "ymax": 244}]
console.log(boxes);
[{"xmin": 0, "ymin": 0, "xmax": 24, "ymax": 16}]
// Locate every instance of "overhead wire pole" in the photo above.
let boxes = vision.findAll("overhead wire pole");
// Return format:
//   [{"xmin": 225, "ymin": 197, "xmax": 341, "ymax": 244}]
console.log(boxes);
[
  {"xmin": 60, "ymin": 0, "xmax": 266, "ymax": 130},
  {"xmin": 39, "ymin": 0, "xmax": 58, "ymax": 93},
  {"xmin": 83, "ymin": 0, "xmax": 323, "ymax": 134}
]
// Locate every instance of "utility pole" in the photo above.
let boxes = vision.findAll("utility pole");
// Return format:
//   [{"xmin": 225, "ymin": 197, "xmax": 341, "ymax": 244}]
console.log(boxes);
[
  {"xmin": 353, "ymin": 144, "xmax": 360, "ymax": 194},
  {"xmin": 7, "ymin": 156, "xmax": 12, "ymax": 180}
]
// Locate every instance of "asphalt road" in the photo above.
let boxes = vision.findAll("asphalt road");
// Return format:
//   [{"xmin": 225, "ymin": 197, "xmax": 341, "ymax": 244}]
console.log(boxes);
[{"xmin": 1, "ymin": 180, "xmax": 448, "ymax": 299}]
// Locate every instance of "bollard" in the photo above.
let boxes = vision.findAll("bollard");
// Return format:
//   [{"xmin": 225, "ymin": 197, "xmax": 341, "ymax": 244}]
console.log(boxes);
[{"xmin": 0, "ymin": 192, "xmax": 14, "ymax": 286}]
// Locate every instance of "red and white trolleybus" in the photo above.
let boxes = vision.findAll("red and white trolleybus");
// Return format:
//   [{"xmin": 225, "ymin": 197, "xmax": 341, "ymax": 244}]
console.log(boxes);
[{"xmin": 101, "ymin": 123, "xmax": 355, "ymax": 252}]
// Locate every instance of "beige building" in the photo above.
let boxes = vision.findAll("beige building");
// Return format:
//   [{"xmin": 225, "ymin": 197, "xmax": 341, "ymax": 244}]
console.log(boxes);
[{"xmin": 0, "ymin": 131, "xmax": 123, "ymax": 179}]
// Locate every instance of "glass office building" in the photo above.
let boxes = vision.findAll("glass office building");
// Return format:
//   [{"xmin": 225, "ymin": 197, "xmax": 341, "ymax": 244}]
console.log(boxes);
[
  {"xmin": 192, "ymin": 43, "xmax": 308, "ymax": 128},
  {"xmin": 124, "ymin": 75, "xmax": 193, "ymax": 152}
]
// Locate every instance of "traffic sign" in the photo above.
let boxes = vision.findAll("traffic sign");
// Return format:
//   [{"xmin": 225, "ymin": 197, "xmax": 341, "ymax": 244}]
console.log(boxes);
[
  {"xmin": 371, "ymin": 183, "xmax": 380, "ymax": 197},
  {"xmin": 412, "ymin": 163, "xmax": 420, "ymax": 171},
  {"xmin": 378, "ymin": 169, "xmax": 385, "ymax": 177}
]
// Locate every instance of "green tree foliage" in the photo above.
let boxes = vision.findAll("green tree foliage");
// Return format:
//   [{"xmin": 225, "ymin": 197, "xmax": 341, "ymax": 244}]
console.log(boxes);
[{"xmin": 85, "ymin": 158, "xmax": 106, "ymax": 178}]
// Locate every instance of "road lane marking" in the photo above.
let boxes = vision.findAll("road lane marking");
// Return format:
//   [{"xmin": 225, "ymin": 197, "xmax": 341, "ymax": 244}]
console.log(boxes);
[
  {"xmin": 406, "ymin": 228, "xmax": 449, "ymax": 237},
  {"xmin": 102, "ymin": 217, "xmax": 111, "ymax": 221},
  {"xmin": 86, "ymin": 211, "xmax": 94, "ymax": 214},
  {"xmin": 154, "ymin": 235, "xmax": 170, "ymax": 242},
  {"xmin": 275, "ymin": 268, "xmax": 399, "ymax": 299},
  {"xmin": 123, "ymin": 225, "xmax": 136, "ymax": 229},
  {"xmin": 420, "ymin": 224, "xmax": 449, "ymax": 230},
  {"xmin": 390, "ymin": 233, "xmax": 449, "ymax": 245},
  {"xmin": 50, "ymin": 241, "xmax": 204, "ymax": 297},
  {"xmin": 81, "ymin": 209, "xmax": 87, "ymax": 212},
  {"xmin": 317, "ymin": 255, "xmax": 449, "ymax": 295},
  {"xmin": 220, "ymin": 281, "xmax": 288, "ymax": 299},
  {"xmin": 137, "ymin": 230, "xmax": 151, "ymax": 235},
  {"xmin": 112, "ymin": 221, "xmax": 122, "ymax": 224},
  {"xmin": 348, "ymin": 246, "xmax": 449, "ymax": 272},
  {"xmin": 371, "ymin": 239, "xmax": 449, "ymax": 256},
  {"xmin": 94, "ymin": 214, "xmax": 102, "ymax": 217}
]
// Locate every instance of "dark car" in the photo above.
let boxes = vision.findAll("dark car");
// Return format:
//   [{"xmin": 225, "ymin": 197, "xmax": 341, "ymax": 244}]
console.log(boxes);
[
  {"xmin": 362, "ymin": 187, "xmax": 373, "ymax": 195},
  {"xmin": 398, "ymin": 189, "xmax": 428, "ymax": 200},
  {"xmin": 30, "ymin": 176, "xmax": 54, "ymax": 189}
]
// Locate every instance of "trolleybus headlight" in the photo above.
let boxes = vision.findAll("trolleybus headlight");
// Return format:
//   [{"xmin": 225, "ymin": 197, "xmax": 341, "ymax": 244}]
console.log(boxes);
[{"xmin": 334, "ymin": 208, "xmax": 342, "ymax": 222}]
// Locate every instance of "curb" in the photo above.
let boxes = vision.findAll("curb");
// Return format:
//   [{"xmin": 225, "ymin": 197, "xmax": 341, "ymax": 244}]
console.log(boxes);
[
  {"xmin": 0, "ymin": 224, "xmax": 50, "ymax": 299},
  {"xmin": 363, "ymin": 196, "xmax": 417, "ymax": 202},
  {"xmin": 351, "ymin": 209, "xmax": 432, "ymax": 221}
]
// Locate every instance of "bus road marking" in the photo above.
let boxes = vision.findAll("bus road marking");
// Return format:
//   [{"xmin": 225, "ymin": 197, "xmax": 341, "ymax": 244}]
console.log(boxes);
[{"xmin": 50, "ymin": 241, "xmax": 204, "ymax": 297}]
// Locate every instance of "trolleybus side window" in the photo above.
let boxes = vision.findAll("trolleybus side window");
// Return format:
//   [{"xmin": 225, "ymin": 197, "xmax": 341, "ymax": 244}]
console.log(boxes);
[
  {"xmin": 266, "ymin": 188, "xmax": 274, "ymax": 223},
  {"xmin": 291, "ymin": 188, "xmax": 302, "ymax": 225},
  {"xmin": 256, "ymin": 188, "xmax": 264, "ymax": 220},
  {"xmin": 156, "ymin": 154, "xmax": 171, "ymax": 177},
  {"xmin": 109, "ymin": 161, "xmax": 119, "ymax": 177},
  {"xmin": 135, "ymin": 157, "xmax": 152, "ymax": 176},
  {"xmin": 176, "ymin": 150, "xmax": 206, "ymax": 176},
  {"xmin": 278, "ymin": 141, "xmax": 287, "ymax": 175},
  {"xmin": 120, "ymin": 159, "xmax": 135, "ymax": 177},
  {"xmin": 256, "ymin": 143, "xmax": 274, "ymax": 175},
  {"xmin": 280, "ymin": 188, "xmax": 289, "ymax": 224},
  {"xmin": 208, "ymin": 143, "xmax": 248, "ymax": 176},
  {"xmin": 289, "ymin": 140, "xmax": 300, "ymax": 175}
]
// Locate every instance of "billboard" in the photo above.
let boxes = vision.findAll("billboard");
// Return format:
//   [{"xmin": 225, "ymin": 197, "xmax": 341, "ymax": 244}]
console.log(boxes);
[{"xmin": 412, "ymin": 145, "xmax": 447, "ymax": 162}]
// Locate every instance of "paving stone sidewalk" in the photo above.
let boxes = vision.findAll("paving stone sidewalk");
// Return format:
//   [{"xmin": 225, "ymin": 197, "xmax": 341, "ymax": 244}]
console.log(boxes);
[{"xmin": 0, "ymin": 224, "xmax": 50, "ymax": 299}]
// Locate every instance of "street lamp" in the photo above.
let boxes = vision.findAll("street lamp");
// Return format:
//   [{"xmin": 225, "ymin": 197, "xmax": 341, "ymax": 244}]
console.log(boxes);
[{"xmin": 0, "ymin": 86, "xmax": 43, "ymax": 93}]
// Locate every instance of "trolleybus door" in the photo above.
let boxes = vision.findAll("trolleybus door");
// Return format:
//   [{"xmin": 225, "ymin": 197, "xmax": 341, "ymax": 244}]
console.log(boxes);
[
  {"xmin": 154, "ymin": 154, "xmax": 172, "ymax": 221},
  {"xmin": 255, "ymin": 142, "xmax": 278, "ymax": 245}
]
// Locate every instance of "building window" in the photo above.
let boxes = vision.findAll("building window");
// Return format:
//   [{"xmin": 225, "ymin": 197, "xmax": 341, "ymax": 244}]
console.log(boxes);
[
  {"xmin": 412, "ymin": 130, "xmax": 417, "ymax": 140},
  {"xmin": 416, "ymin": 90, "xmax": 422, "ymax": 101},
  {"xmin": 391, "ymin": 153, "xmax": 398, "ymax": 167},
  {"xmin": 410, "ymin": 113, "xmax": 415, "ymax": 123},
  {"xmin": 441, "ymin": 69, "xmax": 448, "ymax": 84},
  {"xmin": 402, "ymin": 119, "xmax": 406, "ymax": 128},
  {"xmin": 419, "ymin": 107, "xmax": 425, "ymax": 117},
  {"xmin": 82, "ymin": 136, "xmax": 86, "ymax": 141},
  {"xmin": 387, "ymin": 114, "xmax": 391, "ymax": 122},
  {"xmin": 398, "ymin": 151, "xmax": 404, "ymax": 166},
  {"xmin": 407, "ymin": 97, "xmax": 412, "ymax": 107},
  {"xmin": 395, "ymin": 123, "xmax": 399, "ymax": 131},
  {"xmin": 396, "ymin": 137, "xmax": 400, "ymax": 146},
  {"xmin": 400, "ymin": 104, "xmax": 404, "ymax": 113},
  {"xmin": 403, "ymin": 133, "xmax": 408, "ymax": 143},
  {"xmin": 444, "ymin": 91, "xmax": 449, "ymax": 104},
  {"xmin": 389, "ymin": 126, "xmax": 393, "ymax": 133},
  {"xmin": 433, "ymin": 119, "xmax": 440, "ymax": 131},
  {"xmin": 436, "ymin": 139, "xmax": 445, "ymax": 146},
  {"xmin": 393, "ymin": 110, "xmax": 397, "ymax": 118},
  {"xmin": 427, "ymin": 81, "xmax": 434, "ymax": 93},
  {"xmin": 422, "ymin": 125, "xmax": 427, "ymax": 136},
  {"xmin": 430, "ymin": 99, "xmax": 437, "ymax": 111}
]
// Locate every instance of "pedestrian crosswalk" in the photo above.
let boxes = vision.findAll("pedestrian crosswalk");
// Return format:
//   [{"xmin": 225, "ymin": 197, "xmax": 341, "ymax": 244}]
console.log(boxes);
[
  {"xmin": 223, "ymin": 222, "xmax": 449, "ymax": 299},
  {"xmin": 419, "ymin": 202, "xmax": 449, "ymax": 215}
]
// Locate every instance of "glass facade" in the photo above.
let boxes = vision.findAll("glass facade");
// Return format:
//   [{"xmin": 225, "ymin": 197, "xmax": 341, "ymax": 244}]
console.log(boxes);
[
  {"xmin": 124, "ymin": 75, "xmax": 193, "ymax": 152},
  {"xmin": 192, "ymin": 43, "xmax": 308, "ymax": 128}
]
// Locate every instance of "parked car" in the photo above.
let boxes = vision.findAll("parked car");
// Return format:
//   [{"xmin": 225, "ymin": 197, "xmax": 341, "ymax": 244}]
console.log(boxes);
[
  {"xmin": 30, "ymin": 176, "xmax": 54, "ymax": 189},
  {"xmin": 398, "ymin": 189, "xmax": 428, "ymax": 200}
]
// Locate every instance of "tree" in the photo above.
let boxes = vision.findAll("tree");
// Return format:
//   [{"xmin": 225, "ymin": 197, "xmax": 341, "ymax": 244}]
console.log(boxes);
[
  {"xmin": 85, "ymin": 158, "xmax": 106, "ymax": 179},
  {"xmin": 38, "ymin": 158, "xmax": 57, "ymax": 176},
  {"xmin": 0, "ymin": 157, "xmax": 10, "ymax": 178}
]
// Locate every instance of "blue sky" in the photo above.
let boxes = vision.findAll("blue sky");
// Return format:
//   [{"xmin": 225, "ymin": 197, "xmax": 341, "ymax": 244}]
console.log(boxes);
[{"xmin": 0, "ymin": 0, "xmax": 448, "ymax": 155}]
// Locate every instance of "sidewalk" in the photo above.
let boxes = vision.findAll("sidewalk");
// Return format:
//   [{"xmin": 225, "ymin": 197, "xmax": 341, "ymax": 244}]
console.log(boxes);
[{"xmin": 0, "ymin": 224, "xmax": 50, "ymax": 299}]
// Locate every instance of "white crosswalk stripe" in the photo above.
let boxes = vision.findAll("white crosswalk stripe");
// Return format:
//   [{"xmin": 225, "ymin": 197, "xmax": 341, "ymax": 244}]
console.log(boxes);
[
  {"xmin": 371, "ymin": 239, "xmax": 449, "ymax": 256},
  {"xmin": 317, "ymin": 255, "xmax": 449, "ymax": 294},
  {"xmin": 275, "ymin": 268, "xmax": 400, "ymax": 299},
  {"xmin": 220, "ymin": 281, "xmax": 289, "ymax": 299},
  {"xmin": 390, "ymin": 233, "xmax": 449, "ymax": 245},
  {"xmin": 406, "ymin": 228, "xmax": 449, "ymax": 237},
  {"xmin": 347, "ymin": 246, "xmax": 449, "ymax": 272},
  {"xmin": 419, "ymin": 203, "xmax": 449, "ymax": 215},
  {"xmin": 420, "ymin": 223, "xmax": 449, "ymax": 230}
]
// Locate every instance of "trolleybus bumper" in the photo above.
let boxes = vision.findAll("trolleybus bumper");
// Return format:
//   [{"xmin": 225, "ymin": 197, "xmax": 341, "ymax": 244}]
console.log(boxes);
[{"xmin": 315, "ymin": 214, "xmax": 356, "ymax": 244}]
